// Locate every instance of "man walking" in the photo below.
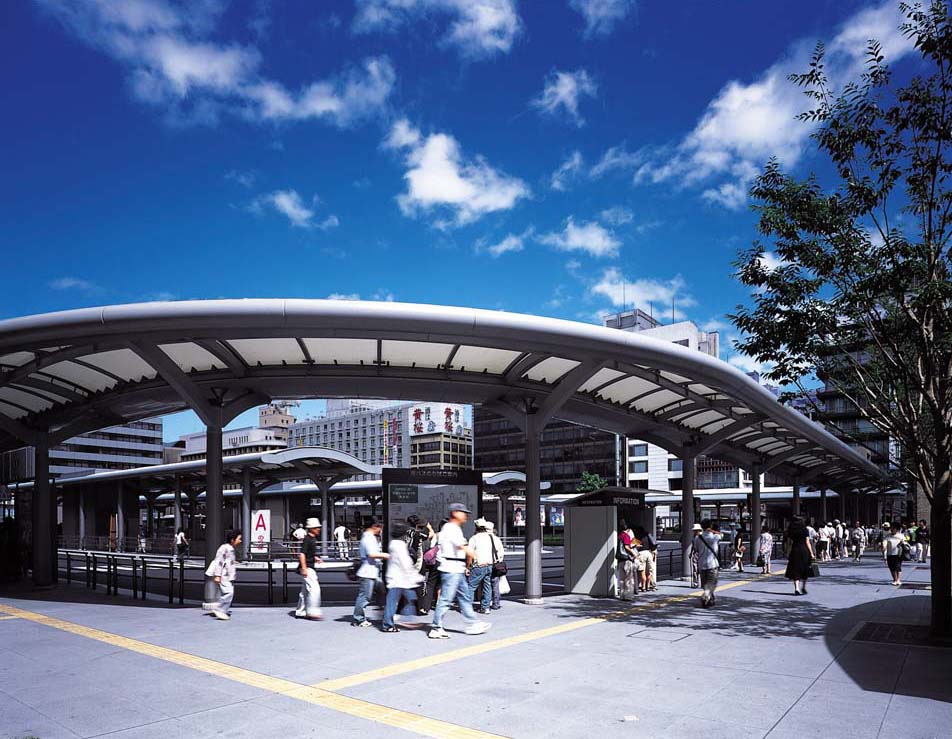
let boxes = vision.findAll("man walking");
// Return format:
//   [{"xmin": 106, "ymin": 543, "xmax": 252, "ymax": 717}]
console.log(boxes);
[
  {"xmin": 916, "ymin": 519, "xmax": 930, "ymax": 562},
  {"xmin": 468, "ymin": 518, "xmax": 496, "ymax": 614},
  {"xmin": 429, "ymin": 503, "xmax": 491, "ymax": 638},
  {"xmin": 851, "ymin": 521, "xmax": 867, "ymax": 561},
  {"xmin": 352, "ymin": 519, "xmax": 388, "ymax": 627},
  {"xmin": 295, "ymin": 517, "xmax": 323, "ymax": 620},
  {"xmin": 694, "ymin": 519, "xmax": 721, "ymax": 608},
  {"xmin": 333, "ymin": 522, "xmax": 349, "ymax": 559}
]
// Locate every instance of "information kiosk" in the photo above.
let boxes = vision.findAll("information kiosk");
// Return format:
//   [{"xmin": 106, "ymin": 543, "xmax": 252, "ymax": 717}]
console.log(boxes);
[{"xmin": 563, "ymin": 487, "xmax": 652, "ymax": 597}]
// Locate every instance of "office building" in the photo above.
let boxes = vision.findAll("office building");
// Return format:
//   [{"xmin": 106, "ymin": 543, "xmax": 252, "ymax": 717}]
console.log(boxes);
[{"xmin": 172, "ymin": 403, "xmax": 294, "ymax": 463}]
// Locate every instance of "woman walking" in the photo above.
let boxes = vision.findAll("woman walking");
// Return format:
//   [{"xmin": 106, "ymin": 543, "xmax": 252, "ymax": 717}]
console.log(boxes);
[
  {"xmin": 758, "ymin": 528, "xmax": 774, "ymax": 574},
  {"xmin": 784, "ymin": 517, "xmax": 815, "ymax": 596},
  {"xmin": 206, "ymin": 530, "xmax": 241, "ymax": 620},
  {"xmin": 616, "ymin": 520, "xmax": 637, "ymax": 600},
  {"xmin": 882, "ymin": 523, "xmax": 905, "ymax": 586},
  {"xmin": 381, "ymin": 522, "xmax": 424, "ymax": 632},
  {"xmin": 174, "ymin": 527, "xmax": 189, "ymax": 562},
  {"xmin": 733, "ymin": 529, "xmax": 746, "ymax": 572}
]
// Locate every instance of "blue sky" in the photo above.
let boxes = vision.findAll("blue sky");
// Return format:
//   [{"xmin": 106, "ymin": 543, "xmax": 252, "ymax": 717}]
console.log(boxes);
[{"xmin": 0, "ymin": 1, "xmax": 920, "ymax": 440}]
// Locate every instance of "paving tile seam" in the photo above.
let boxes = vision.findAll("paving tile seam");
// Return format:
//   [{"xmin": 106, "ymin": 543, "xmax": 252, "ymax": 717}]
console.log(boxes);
[
  {"xmin": 317, "ymin": 572, "xmax": 781, "ymax": 693},
  {"xmin": 0, "ymin": 683, "xmax": 84, "ymax": 738},
  {"xmin": 0, "ymin": 603, "xmax": 508, "ymax": 739}
]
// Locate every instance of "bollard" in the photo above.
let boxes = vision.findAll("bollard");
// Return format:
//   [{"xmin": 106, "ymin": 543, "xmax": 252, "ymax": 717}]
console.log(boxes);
[
  {"xmin": 668, "ymin": 549, "xmax": 673, "ymax": 578},
  {"xmin": 178, "ymin": 559, "xmax": 185, "ymax": 605},
  {"xmin": 282, "ymin": 561, "xmax": 288, "ymax": 603},
  {"xmin": 85, "ymin": 552, "xmax": 90, "ymax": 588},
  {"xmin": 66, "ymin": 552, "xmax": 71, "ymax": 585},
  {"xmin": 141, "ymin": 558, "xmax": 148, "ymax": 601},
  {"xmin": 168, "ymin": 559, "xmax": 174, "ymax": 604},
  {"xmin": 132, "ymin": 557, "xmax": 138, "ymax": 599},
  {"xmin": 268, "ymin": 560, "xmax": 274, "ymax": 605}
]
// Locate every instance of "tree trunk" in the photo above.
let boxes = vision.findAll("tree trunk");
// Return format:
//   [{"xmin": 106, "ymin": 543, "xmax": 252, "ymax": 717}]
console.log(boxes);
[{"xmin": 930, "ymin": 463, "xmax": 952, "ymax": 640}]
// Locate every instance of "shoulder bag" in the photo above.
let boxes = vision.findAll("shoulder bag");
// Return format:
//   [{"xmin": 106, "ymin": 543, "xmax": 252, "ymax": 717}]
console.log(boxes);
[{"xmin": 490, "ymin": 535, "xmax": 508, "ymax": 577}]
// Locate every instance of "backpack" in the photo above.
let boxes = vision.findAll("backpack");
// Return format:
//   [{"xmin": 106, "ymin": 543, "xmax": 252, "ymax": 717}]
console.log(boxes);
[{"xmin": 422, "ymin": 544, "xmax": 439, "ymax": 567}]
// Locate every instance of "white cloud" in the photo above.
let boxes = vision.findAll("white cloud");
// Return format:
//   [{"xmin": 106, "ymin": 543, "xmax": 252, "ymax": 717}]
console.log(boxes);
[
  {"xmin": 384, "ymin": 119, "xmax": 530, "ymax": 227},
  {"xmin": 538, "ymin": 217, "xmax": 620, "ymax": 258},
  {"xmin": 531, "ymin": 69, "xmax": 597, "ymax": 127},
  {"xmin": 252, "ymin": 189, "xmax": 338, "ymax": 230},
  {"xmin": 550, "ymin": 150, "xmax": 584, "ymax": 191},
  {"xmin": 569, "ymin": 0, "xmax": 635, "ymax": 38},
  {"xmin": 590, "ymin": 267, "xmax": 696, "ymax": 319},
  {"xmin": 370, "ymin": 288, "xmax": 396, "ymax": 301},
  {"xmin": 701, "ymin": 318, "xmax": 729, "ymax": 332},
  {"xmin": 598, "ymin": 206, "xmax": 633, "ymax": 226},
  {"xmin": 225, "ymin": 170, "xmax": 256, "ymax": 188},
  {"xmin": 37, "ymin": 0, "xmax": 394, "ymax": 126},
  {"xmin": 589, "ymin": 144, "xmax": 644, "ymax": 178},
  {"xmin": 327, "ymin": 292, "xmax": 362, "ymax": 301},
  {"xmin": 352, "ymin": 0, "xmax": 521, "ymax": 58},
  {"xmin": 758, "ymin": 251, "xmax": 789, "ymax": 272},
  {"xmin": 49, "ymin": 276, "xmax": 99, "ymax": 292},
  {"xmin": 631, "ymin": 1, "xmax": 915, "ymax": 208},
  {"xmin": 728, "ymin": 353, "xmax": 773, "ymax": 375},
  {"xmin": 482, "ymin": 228, "xmax": 533, "ymax": 258}
]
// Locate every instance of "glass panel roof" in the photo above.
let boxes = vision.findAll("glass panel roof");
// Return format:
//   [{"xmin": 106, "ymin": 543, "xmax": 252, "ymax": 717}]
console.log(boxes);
[
  {"xmin": 302, "ymin": 338, "xmax": 377, "ymax": 365},
  {"xmin": 382, "ymin": 341, "xmax": 454, "ymax": 368},
  {"xmin": 451, "ymin": 345, "xmax": 521, "ymax": 374},
  {"xmin": 160, "ymin": 343, "xmax": 222, "ymax": 373},
  {"xmin": 228, "ymin": 338, "xmax": 306, "ymax": 366},
  {"xmin": 524, "ymin": 357, "xmax": 579, "ymax": 384},
  {"xmin": 83, "ymin": 349, "xmax": 157, "ymax": 382}
]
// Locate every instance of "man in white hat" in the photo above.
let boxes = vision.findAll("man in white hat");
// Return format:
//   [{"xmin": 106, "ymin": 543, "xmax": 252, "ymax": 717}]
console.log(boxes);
[
  {"xmin": 295, "ymin": 517, "xmax": 323, "ymax": 620},
  {"xmin": 468, "ymin": 518, "xmax": 498, "ymax": 614}
]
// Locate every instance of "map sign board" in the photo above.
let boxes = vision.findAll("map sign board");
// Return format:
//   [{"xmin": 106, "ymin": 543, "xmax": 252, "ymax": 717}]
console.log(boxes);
[{"xmin": 382, "ymin": 468, "xmax": 482, "ymax": 542}]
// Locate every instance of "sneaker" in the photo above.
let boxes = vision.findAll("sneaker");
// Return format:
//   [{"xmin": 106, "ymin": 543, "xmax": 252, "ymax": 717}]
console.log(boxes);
[
  {"xmin": 381, "ymin": 626, "xmax": 398, "ymax": 633},
  {"xmin": 464, "ymin": 621, "xmax": 492, "ymax": 636},
  {"xmin": 213, "ymin": 611, "xmax": 230, "ymax": 621},
  {"xmin": 428, "ymin": 628, "xmax": 450, "ymax": 639},
  {"xmin": 352, "ymin": 620, "xmax": 373, "ymax": 628},
  {"xmin": 490, "ymin": 605, "xmax": 501, "ymax": 610}
]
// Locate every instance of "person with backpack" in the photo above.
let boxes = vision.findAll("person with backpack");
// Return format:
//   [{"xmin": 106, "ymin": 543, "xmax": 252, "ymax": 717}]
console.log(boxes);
[
  {"xmin": 616, "ymin": 520, "xmax": 637, "ymax": 601},
  {"xmin": 467, "ymin": 518, "xmax": 497, "ymax": 614},
  {"xmin": 416, "ymin": 520, "xmax": 441, "ymax": 615},
  {"xmin": 381, "ymin": 521, "xmax": 424, "ymax": 633},
  {"xmin": 485, "ymin": 521, "xmax": 507, "ymax": 610},
  {"xmin": 695, "ymin": 519, "xmax": 721, "ymax": 607}
]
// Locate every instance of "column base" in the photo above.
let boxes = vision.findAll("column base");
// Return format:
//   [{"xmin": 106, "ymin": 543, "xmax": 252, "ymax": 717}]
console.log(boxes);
[{"xmin": 523, "ymin": 597, "xmax": 544, "ymax": 605}]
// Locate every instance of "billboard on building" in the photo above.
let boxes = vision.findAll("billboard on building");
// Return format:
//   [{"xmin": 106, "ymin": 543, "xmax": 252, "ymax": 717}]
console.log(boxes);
[{"xmin": 409, "ymin": 403, "xmax": 469, "ymax": 437}]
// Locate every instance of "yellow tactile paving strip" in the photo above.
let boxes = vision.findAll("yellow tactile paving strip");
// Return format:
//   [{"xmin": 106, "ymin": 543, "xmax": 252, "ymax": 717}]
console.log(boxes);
[
  {"xmin": 315, "ymin": 573, "xmax": 777, "ymax": 691},
  {"xmin": 0, "ymin": 572, "xmax": 775, "ymax": 738}
]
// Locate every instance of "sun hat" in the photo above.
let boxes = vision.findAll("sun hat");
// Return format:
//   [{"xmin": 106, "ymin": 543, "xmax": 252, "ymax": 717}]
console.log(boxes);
[
  {"xmin": 305, "ymin": 517, "xmax": 321, "ymax": 529},
  {"xmin": 474, "ymin": 517, "xmax": 490, "ymax": 529},
  {"xmin": 692, "ymin": 523, "xmax": 703, "ymax": 532}
]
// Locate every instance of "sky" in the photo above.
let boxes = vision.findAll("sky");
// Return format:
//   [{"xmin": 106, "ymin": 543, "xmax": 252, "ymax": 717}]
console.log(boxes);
[{"xmin": 0, "ymin": 0, "xmax": 922, "ymax": 440}]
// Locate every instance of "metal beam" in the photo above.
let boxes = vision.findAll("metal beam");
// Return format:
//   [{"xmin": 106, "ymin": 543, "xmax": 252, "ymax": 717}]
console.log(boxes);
[
  {"xmin": 760, "ymin": 444, "xmax": 813, "ymax": 473},
  {"xmin": 691, "ymin": 414, "xmax": 765, "ymax": 457},
  {"xmin": 537, "ymin": 360, "xmax": 604, "ymax": 426},
  {"xmin": 195, "ymin": 339, "xmax": 248, "ymax": 378},
  {"xmin": 128, "ymin": 341, "xmax": 216, "ymax": 426}
]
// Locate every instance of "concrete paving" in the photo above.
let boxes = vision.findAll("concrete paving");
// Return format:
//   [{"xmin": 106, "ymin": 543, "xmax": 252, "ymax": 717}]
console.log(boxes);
[{"xmin": 1, "ymin": 555, "xmax": 949, "ymax": 739}]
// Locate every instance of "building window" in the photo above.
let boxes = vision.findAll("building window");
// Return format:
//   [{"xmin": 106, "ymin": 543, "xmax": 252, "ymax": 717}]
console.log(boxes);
[
  {"xmin": 668, "ymin": 459, "xmax": 683, "ymax": 472},
  {"xmin": 629, "ymin": 443, "xmax": 648, "ymax": 457},
  {"xmin": 628, "ymin": 461, "xmax": 648, "ymax": 474}
]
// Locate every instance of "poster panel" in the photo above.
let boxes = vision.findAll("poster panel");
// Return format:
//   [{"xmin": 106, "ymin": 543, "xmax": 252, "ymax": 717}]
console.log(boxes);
[
  {"xmin": 383, "ymin": 469, "xmax": 482, "ymax": 542},
  {"xmin": 250, "ymin": 509, "xmax": 271, "ymax": 554}
]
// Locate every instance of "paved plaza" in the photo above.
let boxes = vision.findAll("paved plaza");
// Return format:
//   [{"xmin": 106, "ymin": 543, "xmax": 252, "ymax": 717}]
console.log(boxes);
[{"xmin": 1, "ymin": 555, "xmax": 949, "ymax": 739}]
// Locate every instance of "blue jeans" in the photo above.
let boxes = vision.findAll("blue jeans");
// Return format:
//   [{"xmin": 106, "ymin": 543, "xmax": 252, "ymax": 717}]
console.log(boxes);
[
  {"xmin": 353, "ymin": 577, "xmax": 376, "ymax": 623},
  {"xmin": 468, "ymin": 565, "xmax": 493, "ymax": 611},
  {"xmin": 432, "ymin": 571, "xmax": 476, "ymax": 629},
  {"xmin": 382, "ymin": 587, "xmax": 416, "ymax": 629}
]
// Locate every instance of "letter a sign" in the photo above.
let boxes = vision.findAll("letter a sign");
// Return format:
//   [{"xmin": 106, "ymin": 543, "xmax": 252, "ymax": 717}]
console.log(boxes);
[{"xmin": 250, "ymin": 509, "xmax": 271, "ymax": 554}]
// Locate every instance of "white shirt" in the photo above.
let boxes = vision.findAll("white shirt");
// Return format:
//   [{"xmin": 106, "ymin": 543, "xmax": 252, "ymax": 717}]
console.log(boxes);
[
  {"xmin": 819, "ymin": 527, "xmax": 830, "ymax": 542},
  {"xmin": 357, "ymin": 530, "xmax": 382, "ymax": 579},
  {"xmin": 174, "ymin": 532, "xmax": 186, "ymax": 546},
  {"xmin": 437, "ymin": 521, "xmax": 468, "ymax": 574},
  {"xmin": 333, "ymin": 525, "xmax": 347, "ymax": 542},
  {"xmin": 469, "ymin": 531, "xmax": 503, "ymax": 567},
  {"xmin": 835, "ymin": 524, "xmax": 844, "ymax": 538},
  {"xmin": 883, "ymin": 533, "xmax": 905, "ymax": 557},
  {"xmin": 806, "ymin": 526, "xmax": 817, "ymax": 541},
  {"xmin": 292, "ymin": 527, "xmax": 306, "ymax": 541},
  {"xmin": 386, "ymin": 539, "xmax": 424, "ymax": 589}
]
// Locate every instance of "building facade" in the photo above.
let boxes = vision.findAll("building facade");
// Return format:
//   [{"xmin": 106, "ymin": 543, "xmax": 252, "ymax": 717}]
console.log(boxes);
[{"xmin": 171, "ymin": 403, "xmax": 294, "ymax": 463}]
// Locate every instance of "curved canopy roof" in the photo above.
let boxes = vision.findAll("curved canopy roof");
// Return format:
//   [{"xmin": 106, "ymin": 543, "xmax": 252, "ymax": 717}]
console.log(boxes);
[{"xmin": 0, "ymin": 299, "xmax": 882, "ymax": 489}]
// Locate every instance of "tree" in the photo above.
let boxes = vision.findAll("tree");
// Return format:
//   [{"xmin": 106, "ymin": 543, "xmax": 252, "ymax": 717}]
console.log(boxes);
[
  {"xmin": 576, "ymin": 471, "xmax": 608, "ymax": 493},
  {"xmin": 731, "ymin": 1, "xmax": 952, "ymax": 638}
]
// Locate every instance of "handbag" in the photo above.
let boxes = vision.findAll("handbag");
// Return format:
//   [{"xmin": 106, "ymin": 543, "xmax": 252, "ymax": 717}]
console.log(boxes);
[
  {"xmin": 497, "ymin": 575, "xmax": 511, "ymax": 595},
  {"xmin": 810, "ymin": 561, "xmax": 821, "ymax": 578},
  {"xmin": 490, "ymin": 535, "xmax": 508, "ymax": 576},
  {"xmin": 756, "ymin": 554, "xmax": 765, "ymax": 568},
  {"xmin": 616, "ymin": 535, "xmax": 634, "ymax": 562}
]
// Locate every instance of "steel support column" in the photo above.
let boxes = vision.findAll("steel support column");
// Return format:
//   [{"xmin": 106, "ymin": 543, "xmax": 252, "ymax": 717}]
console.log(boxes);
[
  {"xmin": 116, "ymin": 480, "xmax": 125, "ymax": 552},
  {"xmin": 32, "ymin": 431, "xmax": 53, "ymax": 587},
  {"xmin": 839, "ymin": 489, "xmax": 847, "ymax": 522},
  {"xmin": 78, "ymin": 487, "xmax": 86, "ymax": 546},
  {"xmin": 681, "ymin": 454, "xmax": 697, "ymax": 579},
  {"xmin": 524, "ymin": 414, "xmax": 543, "ymax": 604},
  {"xmin": 750, "ymin": 466, "xmax": 761, "ymax": 566},
  {"xmin": 821, "ymin": 486, "xmax": 829, "ymax": 523},
  {"xmin": 499, "ymin": 494, "xmax": 509, "ymax": 539},
  {"xmin": 792, "ymin": 477, "xmax": 801, "ymax": 518},
  {"xmin": 241, "ymin": 466, "xmax": 252, "ymax": 560},
  {"xmin": 173, "ymin": 475, "xmax": 182, "ymax": 533},
  {"xmin": 320, "ymin": 482, "xmax": 330, "ymax": 552},
  {"xmin": 203, "ymin": 423, "xmax": 224, "ymax": 607}
]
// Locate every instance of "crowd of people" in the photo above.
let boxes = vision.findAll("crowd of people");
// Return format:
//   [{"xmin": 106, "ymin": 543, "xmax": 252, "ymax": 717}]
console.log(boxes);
[
  {"xmin": 205, "ymin": 503, "xmax": 505, "ymax": 637},
  {"xmin": 615, "ymin": 521, "xmax": 658, "ymax": 600}
]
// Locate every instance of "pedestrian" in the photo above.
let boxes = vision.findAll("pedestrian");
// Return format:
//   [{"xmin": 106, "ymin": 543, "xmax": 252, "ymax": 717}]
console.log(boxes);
[
  {"xmin": 784, "ymin": 516, "xmax": 815, "ymax": 596},
  {"xmin": 485, "ymin": 521, "xmax": 506, "ymax": 610},
  {"xmin": 732, "ymin": 528, "xmax": 746, "ymax": 572},
  {"xmin": 634, "ymin": 526, "xmax": 658, "ymax": 591},
  {"xmin": 851, "ymin": 521, "xmax": 867, "ymax": 561},
  {"xmin": 694, "ymin": 519, "xmax": 721, "ymax": 607},
  {"xmin": 835, "ymin": 519, "xmax": 846, "ymax": 559},
  {"xmin": 295, "ymin": 517, "xmax": 323, "ymax": 620},
  {"xmin": 352, "ymin": 518, "xmax": 388, "ymax": 627},
  {"xmin": 138, "ymin": 525, "xmax": 148, "ymax": 553},
  {"xmin": 882, "ymin": 523, "xmax": 905, "ymax": 586},
  {"xmin": 818, "ymin": 523, "xmax": 830, "ymax": 561},
  {"xmin": 205, "ymin": 530, "xmax": 241, "ymax": 620},
  {"xmin": 757, "ymin": 528, "xmax": 774, "ymax": 574},
  {"xmin": 688, "ymin": 522, "xmax": 702, "ymax": 588},
  {"xmin": 417, "ymin": 520, "xmax": 441, "ymax": 615},
  {"xmin": 916, "ymin": 519, "xmax": 930, "ymax": 562},
  {"xmin": 333, "ymin": 522, "xmax": 349, "ymax": 559},
  {"xmin": 468, "ymin": 518, "xmax": 497, "ymax": 614},
  {"xmin": 616, "ymin": 520, "xmax": 637, "ymax": 601},
  {"xmin": 381, "ymin": 521, "xmax": 424, "ymax": 632},
  {"xmin": 174, "ymin": 527, "xmax": 189, "ymax": 562},
  {"xmin": 429, "ymin": 503, "xmax": 491, "ymax": 638}
]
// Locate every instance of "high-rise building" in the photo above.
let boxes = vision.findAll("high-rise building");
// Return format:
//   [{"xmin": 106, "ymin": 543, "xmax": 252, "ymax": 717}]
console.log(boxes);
[
  {"xmin": 170, "ymin": 403, "xmax": 294, "ymax": 463},
  {"xmin": 0, "ymin": 419, "xmax": 164, "ymax": 484}
]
